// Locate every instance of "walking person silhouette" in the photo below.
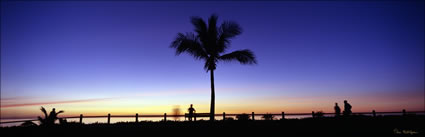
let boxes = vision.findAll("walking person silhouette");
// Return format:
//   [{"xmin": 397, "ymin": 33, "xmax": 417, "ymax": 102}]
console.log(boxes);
[
  {"xmin": 343, "ymin": 100, "xmax": 352, "ymax": 116},
  {"xmin": 334, "ymin": 103, "xmax": 341, "ymax": 117},
  {"xmin": 188, "ymin": 104, "xmax": 196, "ymax": 121}
]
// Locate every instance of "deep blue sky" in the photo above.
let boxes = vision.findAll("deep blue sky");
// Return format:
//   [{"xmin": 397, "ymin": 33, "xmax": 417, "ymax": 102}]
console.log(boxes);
[{"xmin": 1, "ymin": 1, "xmax": 424, "ymax": 117}]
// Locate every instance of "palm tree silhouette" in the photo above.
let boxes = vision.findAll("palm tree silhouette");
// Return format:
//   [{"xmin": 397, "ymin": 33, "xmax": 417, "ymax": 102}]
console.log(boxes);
[
  {"xmin": 171, "ymin": 14, "xmax": 257, "ymax": 121},
  {"xmin": 37, "ymin": 106, "xmax": 64, "ymax": 126}
]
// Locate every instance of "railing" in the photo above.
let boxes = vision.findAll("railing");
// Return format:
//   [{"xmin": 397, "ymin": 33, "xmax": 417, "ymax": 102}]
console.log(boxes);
[{"xmin": 1, "ymin": 109, "xmax": 424, "ymax": 125}]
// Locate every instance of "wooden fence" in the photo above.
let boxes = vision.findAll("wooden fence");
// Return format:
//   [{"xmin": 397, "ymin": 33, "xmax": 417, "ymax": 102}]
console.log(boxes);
[{"xmin": 1, "ymin": 109, "xmax": 424, "ymax": 125}]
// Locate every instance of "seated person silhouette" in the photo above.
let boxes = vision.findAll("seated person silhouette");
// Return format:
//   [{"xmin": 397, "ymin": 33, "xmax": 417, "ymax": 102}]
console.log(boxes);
[
  {"xmin": 343, "ymin": 100, "xmax": 352, "ymax": 116},
  {"xmin": 188, "ymin": 104, "xmax": 196, "ymax": 121},
  {"xmin": 334, "ymin": 103, "xmax": 341, "ymax": 117},
  {"xmin": 48, "ymin": 108, "xmax": 57, "ymax": 125}
]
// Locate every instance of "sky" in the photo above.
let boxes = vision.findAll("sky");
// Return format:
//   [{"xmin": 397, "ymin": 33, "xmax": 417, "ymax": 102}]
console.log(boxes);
[{"xmin": 1, "ymin": 1, "xmax": 424, "ymax": 119}]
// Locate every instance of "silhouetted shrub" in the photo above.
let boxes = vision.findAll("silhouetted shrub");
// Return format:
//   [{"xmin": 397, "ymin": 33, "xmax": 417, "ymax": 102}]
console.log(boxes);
[
  {"xmin": 262, "ymin": 113, "xmax": 274, "ymax": 120},
  {"xmin": 236, "ymin": 113, "xmax": 250, "ymax": 121},
  {"xmin": 315, "ymin": 111, "xmax": 324, "ymax": 118},
  {"xmin": 224, "ymin": 117, "xmax": 234, "ymax": 121},
  {"xmin": 21, "ymin": 121, "xmax": 37, "ymax": 127}
]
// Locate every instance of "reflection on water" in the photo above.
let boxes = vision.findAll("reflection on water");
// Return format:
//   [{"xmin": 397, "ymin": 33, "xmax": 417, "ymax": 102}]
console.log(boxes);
[{"xmin": 1, "ymin": 112, "xmax": 422, "ymax": 127}]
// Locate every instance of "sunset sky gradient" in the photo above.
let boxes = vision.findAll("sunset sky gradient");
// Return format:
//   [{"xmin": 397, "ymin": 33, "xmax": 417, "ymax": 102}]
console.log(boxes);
[{"xmin": 1, "ymin": 1, "xmax": 424, "ymax": 119}]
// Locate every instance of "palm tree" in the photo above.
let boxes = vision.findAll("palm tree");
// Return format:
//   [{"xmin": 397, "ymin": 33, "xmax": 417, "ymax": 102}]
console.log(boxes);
[
  {"xmin": 37, "ymin": 106, "xmax": 64, "ymax": 126},
  {"xmin": 171, "ymin": 14, "xmax": 257, "ymax": 121}
]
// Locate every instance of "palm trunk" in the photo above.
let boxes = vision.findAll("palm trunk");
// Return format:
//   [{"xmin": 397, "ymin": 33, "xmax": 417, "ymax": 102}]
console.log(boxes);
[{"xmin": 210, "ymin": 69, "xmax": 215, "ymax": 121}]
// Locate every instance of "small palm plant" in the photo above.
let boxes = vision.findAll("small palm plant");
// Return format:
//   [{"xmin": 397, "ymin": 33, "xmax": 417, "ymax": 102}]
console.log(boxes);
[{"xmin": 37, "ymin": 106, "xmax": 64, "ymax": 126}]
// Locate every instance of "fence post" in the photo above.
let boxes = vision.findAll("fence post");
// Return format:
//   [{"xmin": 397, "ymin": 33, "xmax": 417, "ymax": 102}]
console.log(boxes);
[
  {"xmin": 194, "ymin": 112, "xmax": 197, "ymax": 121},
  {"xmin": 79, "ymin": 114, "xmax": 83, "ymax": 124},
  {"xmin": 312, "ymin": 111, "xmax": 315, "ymax": 118},
  {"xmin": 107, "ymin": 113, "xmax": 111, "ymax": 124},
  {"xmin": 282, "ymin": 112, "xmax": 285, "ymax": 120},
  {"xmin": 372, "ymin": 110, "xmax": 376, "ymax": 117},
  {"xmin": 223, "ymin": 112, "xmax": 226, "ymax": 121},
  {"xmin": 164, "ymin": 113, "xmax": 167, "ymax": 121},
  {"xmin": 252, "ymin": 112, "xmax": 255, "ymax": 120},
  {"xmin": 136, "ymin": 113, "xmax": 139, "ymax": 123},
  {"xmin": 402, "ymin": 109, "xmax": 406, "ymax": 116}
]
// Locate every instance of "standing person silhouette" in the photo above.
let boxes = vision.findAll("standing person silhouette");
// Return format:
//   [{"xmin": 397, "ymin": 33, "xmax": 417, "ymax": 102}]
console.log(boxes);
[
  {"xmin": 188, "ymin": 104, "xmax": 196, "ymax": 121},
  {"xmin": 343, "ymin": 100, "xmax": 352, "ymax": 116},
  {"xmin": 334, "ymin": 103, "xmax": 341, "ymax": 117}
]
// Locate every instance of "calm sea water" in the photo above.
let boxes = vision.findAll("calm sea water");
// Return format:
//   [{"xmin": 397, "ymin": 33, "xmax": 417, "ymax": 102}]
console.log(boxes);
[{"xmin": 1, "ymin": 113, "xmax": 419, "ymax": 127}]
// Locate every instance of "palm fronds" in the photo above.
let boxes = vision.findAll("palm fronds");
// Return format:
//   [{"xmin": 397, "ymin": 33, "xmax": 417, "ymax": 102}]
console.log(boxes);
[
  {"xmin": 36, "ymin": 106, "xmax": 65, "ymax": 126},
  {"xmin": 219, "ymin": 49, "xmax": 257, "ymax": 64},
  {"xmin": 171, "ymin": 14, "xmax": 257, "ymax": 71}
]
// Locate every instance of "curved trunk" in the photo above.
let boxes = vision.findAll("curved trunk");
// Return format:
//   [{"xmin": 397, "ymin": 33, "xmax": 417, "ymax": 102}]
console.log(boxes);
[{"xmin": 209, "ymin": 69, "xmax": 215, "ymax": 121}]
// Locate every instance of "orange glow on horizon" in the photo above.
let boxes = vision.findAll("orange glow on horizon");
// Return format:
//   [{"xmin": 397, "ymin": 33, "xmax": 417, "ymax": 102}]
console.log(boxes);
[{"xmin": 1, "ymin": 92, "xmax": 423, "ymax": 120}]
